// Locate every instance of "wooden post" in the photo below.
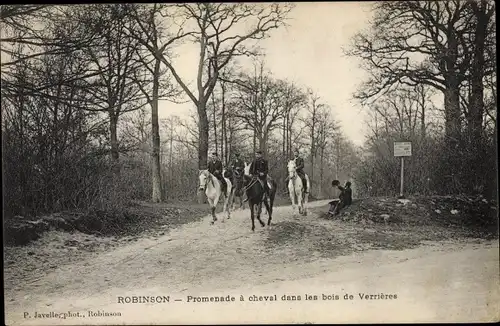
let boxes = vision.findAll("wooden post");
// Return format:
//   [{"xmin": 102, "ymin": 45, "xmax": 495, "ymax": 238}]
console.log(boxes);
[{"xmin": 399, "ymin": 156, "xmax": 405, "ymax": 199}]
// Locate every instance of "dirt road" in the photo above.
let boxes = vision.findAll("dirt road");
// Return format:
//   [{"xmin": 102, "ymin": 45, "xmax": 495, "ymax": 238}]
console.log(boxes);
[{"xmin": 5, "ymin": 200, "xmax": 499, "ymax": 324}]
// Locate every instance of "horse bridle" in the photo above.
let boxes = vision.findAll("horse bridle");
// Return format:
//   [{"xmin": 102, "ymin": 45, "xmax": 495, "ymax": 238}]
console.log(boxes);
[
  {"xmin": 242, "ymin": 176, "xmax": 259, "ymax": 192},
  {"xmin": 288, "ymin": 164, "xmax": 298, "ymax": 181},
  {"xmin": 199, "ymin": 171, "xmax": 215, "ymax": 190}
]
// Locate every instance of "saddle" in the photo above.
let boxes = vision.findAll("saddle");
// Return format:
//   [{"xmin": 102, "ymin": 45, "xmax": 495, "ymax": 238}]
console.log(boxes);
[
  {"xmin": 290, "ymin": 171, "xmax": 307, "ymax": 191},
  {"xmin": 215, "ymin": 175, "xmax": 228, "ymax": 196}
]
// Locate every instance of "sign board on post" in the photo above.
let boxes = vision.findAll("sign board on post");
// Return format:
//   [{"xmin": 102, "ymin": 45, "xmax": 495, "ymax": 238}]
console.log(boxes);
[
  {"xmin": 394, "ymin": 142, "xmax": 412, "ymax": 157},
  {"xmin": 394, "ymin": 142, "xmax": 412, "ymax": 199}
]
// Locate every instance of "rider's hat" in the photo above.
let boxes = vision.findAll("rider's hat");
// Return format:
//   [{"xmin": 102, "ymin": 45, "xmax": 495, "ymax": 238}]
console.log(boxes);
[
  {"xmin": 212, "ymin": 152, "xmax": 218, "ymax": 156},
  {"xmin": 234, "ymin": 152, "xmax": 240, "ymax": 156},
  {"xmin": 256, "ymin": 150, "xmax": 263, "ymax": 154}
]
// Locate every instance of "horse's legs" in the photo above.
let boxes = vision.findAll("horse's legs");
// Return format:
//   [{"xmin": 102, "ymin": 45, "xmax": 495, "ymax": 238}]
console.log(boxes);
[
  {"xmin": 230, "ymin": 188, "xmax": 236, "ymax": 210},
  {"xmin": 210, "ymin": 206, "xmax": 217, "ymax": 224},
  {"xmin": 250, "ymin": 203, "xmax": 256, "ymax": 231},
  {"xmin": 212, "ymin": 196, "xmax": 220, "ymax": 224},
  {"xmin": 256, "ymin": 202, "xmax": 265, "ymax": 227},
  {"xmin": 288, "ymin": 181, "xmax": 296, "ymax": 211},
  {"xmin": 220, "ymin": 195, "xmax": 226, "ymax": 223},
  {"xmin": 205, "ymin": 196, "xmax": 216, "ymax": 225},
  {"xmin": 296, "ymin": 186, "xmax": 303, "ymax": 215},
  {"xmin": 303, "ymin": 192, "xmax": 309, "ymax": 216},
  {"xmin": 224, "ymin": 193, "xmax": 231, "ymax": 220},
  {"xmin": 263, "ymin": 199, "xmax": 272, "ymax": 226}
]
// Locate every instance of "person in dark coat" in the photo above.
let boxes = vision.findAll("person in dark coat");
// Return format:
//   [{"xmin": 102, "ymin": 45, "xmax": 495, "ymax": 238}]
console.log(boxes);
[
  {"xmin": 230, "ymin": 152, "xmax": 245, "ymax": 176},
  {"xmin": 248, "ymin": 150, "xmax": 270, "ymax": 198},
  {"xmin": 293, "ymin": 148, "xmax": 308, "ymax": 193},
  {"xmin": 208, "ymin": 152, "xmax": 227, "ymax": 193},
  {"xmin": 343, "ymin": 181, "xmax": 353, "ymax": 207}
]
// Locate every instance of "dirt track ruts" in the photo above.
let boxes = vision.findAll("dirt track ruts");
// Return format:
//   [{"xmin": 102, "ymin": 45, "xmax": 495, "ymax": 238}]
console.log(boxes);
[{"xmin": 5, "ymin": 200, "xmax": 499, "ymax": 325}]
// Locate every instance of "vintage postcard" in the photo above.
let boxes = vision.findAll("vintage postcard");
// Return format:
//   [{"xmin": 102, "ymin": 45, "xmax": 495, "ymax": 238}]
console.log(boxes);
[{"xmin": 3, "ymin": 2, "xmax": 499, "ymax": 325}]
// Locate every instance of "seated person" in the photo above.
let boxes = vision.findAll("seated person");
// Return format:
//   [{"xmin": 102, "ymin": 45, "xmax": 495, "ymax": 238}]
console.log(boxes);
[
  {"xmin": 343, "ymin": 181, "xmax": 353, "ymax": 207},
  {"xmin": 328, "ymin": 180, "xmax": 346, "ymax": 216}
]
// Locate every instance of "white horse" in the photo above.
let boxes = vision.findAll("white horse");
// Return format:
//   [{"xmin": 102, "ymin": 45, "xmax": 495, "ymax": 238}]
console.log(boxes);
[
  {"xmin": 198, "ymin": 169, "xmax": 233, "ymax": 224},
  {"xmin": 287, "ymin": 160, "xmax": 310, "ymax": 216}
]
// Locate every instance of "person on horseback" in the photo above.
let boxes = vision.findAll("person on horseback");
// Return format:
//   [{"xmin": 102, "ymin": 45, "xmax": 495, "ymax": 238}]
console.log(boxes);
[
  {"xmin": 247, "ymin": 150, "xmax": 270, "ymax": 199},
  {"xmin": 293, "ymin": 148, "xmax": 308, "ymax": 193},
  {"xmin": 208, "ymin": 152, "xmax": 227, "ymax": 194},
  {"xmin": 230, "ymin": 152, "xmax": 245, "ymax": 177}
]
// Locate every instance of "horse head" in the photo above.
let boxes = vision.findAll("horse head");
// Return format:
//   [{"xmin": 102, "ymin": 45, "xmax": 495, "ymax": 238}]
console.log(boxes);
[
  {"xmin": 287, "ymin": 160, "xmax": 297, "ymax": 179},
  {"xmin": 198, "ymin": 169, "xmax": 211, "ymax": 191}
]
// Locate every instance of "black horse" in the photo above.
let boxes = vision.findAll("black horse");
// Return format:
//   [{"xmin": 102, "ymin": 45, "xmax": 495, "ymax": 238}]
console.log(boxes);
[
  {"xmin": 242, "ymin": 175, "xmax": 277, "ymax": 231},
  {"xmin": 228, "ymin": 167, "xmax": 245, "ymax": 209}
]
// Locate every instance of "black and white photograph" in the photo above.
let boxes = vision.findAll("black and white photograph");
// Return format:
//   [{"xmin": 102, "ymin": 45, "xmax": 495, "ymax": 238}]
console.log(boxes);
[{"xmin": 2, "ymin": 2, "xmax": 498, "ymax": 324}]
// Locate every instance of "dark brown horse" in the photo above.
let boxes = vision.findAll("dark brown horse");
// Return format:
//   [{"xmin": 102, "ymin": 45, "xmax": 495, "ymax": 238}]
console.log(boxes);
[
  {"xmin": 229, "ymin": 167, "xmax": 245, "ymax": 210},
  {"xmin": 242, "ymin": 175, "xmax": 277, "ymax": 231}
]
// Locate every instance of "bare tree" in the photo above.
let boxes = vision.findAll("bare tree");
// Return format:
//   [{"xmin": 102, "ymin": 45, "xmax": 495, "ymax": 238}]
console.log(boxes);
[
  {"xmin": 123, "ymin": 3, "xmax": 185, "ymax": 202},
  {"xmin": 303, "ymin": 90, "xmax": 325, "ymax": 190},
  {"xmin": 466, "ymin": 0, "xmax": 495, "ymax": 144},
  {"xmin": 1, "ymin": 5, "xmax": 106, "ymax": 100},
  {"xmin": 74, "ymin": 5, "xmax": 148, "ymax": 162},
  {"xmin": 345, "ymin": 1, "xmax": 476, "ymax": 148},
  {"xmin": 315, "ymin": 107, "xmax": 339, "ymax": 197},
  {"xmin": 128, "ymin": 3, "xmax": 292, "ymax": 169},
  {"xmin": 229, "ymin": 61, "xmax": 290, "ymax": 156}
]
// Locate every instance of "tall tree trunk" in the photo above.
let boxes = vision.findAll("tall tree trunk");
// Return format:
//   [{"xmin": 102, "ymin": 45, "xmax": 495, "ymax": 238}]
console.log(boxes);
[
  {"xmin": 443, "ymin": 83, "xmax": 461, "ymax": 147},
  {"xmin": 212, "ymin": 96, "xmax": 218, "ymax": 156},
  {"xmin": 253, "ymin": 97, "xmax": 257, "ymax": 153},
  {"xmin": 109, "ymin": 112, "xmax": 119, "ymax": 161},
  {"xmin": 259, "ymin": 131, "xmax": 268, "ymax": 156},
  {"xmin": 222, "ymin": 84, "xmax": 228, "ymax": 165},
  {"xmin": 309, "ymin": 100, "xmax": 317, "ymax": 192},
  {"xmin": 282, "ymin": 117, "xmax": 286, "ymax": 156},
  {"xmin": 287, "ymin": 116, "xmax": 292, "ymax": 160},
  {"xmin": 228, "ymin": 131, "xmax": 232, "ymax": 163},
  {"xmin": 319, "ymin": 143, "xmax": 325, "ymax": 198},
  {"xmin": 468, "ymin": 0, "xmax": 491, "ymax": 191},
  {"xmin": 335, "ymin": 139, "xmax": 340, "ymax": 179},
  {"xmin": 169, "ymin": 119, "xmax": 174, "ymax": 189},
  {"xmin": 281, "ymin": 114, "xmax": 286, "ymax": 186},
  {"xmin": 198, "ymin": 102, "xmax": 210, "ymax": 170},
  {"xmin": 443, "ymin": 28, "xmax": 462, "ymax": 149},
  {"xmin": 419, "ymin": 86, "xmax": 426, "ymax": 141},
  {"xmin": 310, "ymin": 129, "xmax": 315, "ymax": 192},
  {"xmin": 468, "ymin": 0, "xmax": 488, "ymax": 144},
  {"xmin": 151, "ymin": 59, "xmax": 163, "ymax": 203}
]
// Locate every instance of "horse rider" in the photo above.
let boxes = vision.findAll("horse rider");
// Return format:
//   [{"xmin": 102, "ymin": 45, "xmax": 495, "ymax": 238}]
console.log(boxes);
[
  {"xmin": 246, "ymin": 150, "xmax": 270, "ymax": 200},
  {"xmin": 208, "ymin": 152, "xmax": 227, "ymax": 194},
  {"xmin": 293, "ymin": 148, "xmax": 308, "ymax": 193},
  {"xmin": 230, "ymin": 152, "xmax": 245, "ymax": 177}
]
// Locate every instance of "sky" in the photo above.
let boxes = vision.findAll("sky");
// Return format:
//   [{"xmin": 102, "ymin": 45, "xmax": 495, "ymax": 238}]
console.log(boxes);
[{"xmin": 157, "ymin": 2, "xmax": 375, "ymax": 146}]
